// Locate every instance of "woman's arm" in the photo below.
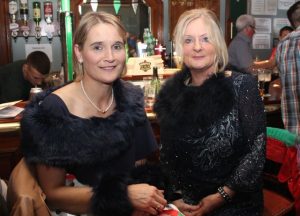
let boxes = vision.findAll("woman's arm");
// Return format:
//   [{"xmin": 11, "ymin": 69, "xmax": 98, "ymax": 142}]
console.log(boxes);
[
  {"xmin": 37, "ymin": 164, "xmax": 167, "ymax": 215},
  {"xmin": 226, "ymin": 74, "xmax": 266, "ymax": 191},
  {"xmin": 36, "ymin": 164, "xmax": 93, "ymax": 215}
]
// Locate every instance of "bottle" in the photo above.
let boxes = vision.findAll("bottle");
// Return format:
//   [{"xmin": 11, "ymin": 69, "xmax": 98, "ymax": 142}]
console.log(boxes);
[
  {"xmin": 20, "ymin": 0, "xmax": 29, "ymax": 23},
  {"xmin": 33, "ymin": 2, "xmax": 41, "ymax": 25},
  {"xmin": 150, "ymin": 66, "xmax": 161, "ymax": 98},
  {"xmin": 144, "ymin": 67, "xmax": 161, "ymax": 112},
  {"xmin": 44, "ymin": 1, "xmax": 53, "ymax": 24}
]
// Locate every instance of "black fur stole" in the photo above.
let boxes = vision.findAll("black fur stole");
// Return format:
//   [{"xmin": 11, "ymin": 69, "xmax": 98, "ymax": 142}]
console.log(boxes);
[
  {"xmin": 21, "ymin": 79, "xmax": 146, "ymax": 167},
  {"xmin": 154, "ymin": 69, "xmax": 235, "ymax": 133}
]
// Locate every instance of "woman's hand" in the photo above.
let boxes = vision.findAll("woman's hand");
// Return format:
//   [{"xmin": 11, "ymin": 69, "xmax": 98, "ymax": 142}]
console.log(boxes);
[
  {"xmin": 186, "ymin": 193, "xmax": 225, "ymax": 216},
  {"xmin": 172, "ymin": 199, "xmax": 202, "ymax": 216},
  {"xmin": 128, "ymin": 183, "xmax": 167, "ymax": 215}
]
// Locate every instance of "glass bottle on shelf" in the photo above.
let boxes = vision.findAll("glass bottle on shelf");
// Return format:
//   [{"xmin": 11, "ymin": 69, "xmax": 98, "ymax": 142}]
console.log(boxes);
[
  {"xmin": 44, "ymin": 1, "xmax": 53, "ymax": 24},
  {"xmin": 33, "ymin": 2, "xmax": 41, "ymax": 25},
  {"xmin": 33, "ymin": 1, "xmax": 42, "ymax": 41},
  {"xmin": 9, "ymin": 0, "xmax": 19, "ymax": 38},
  {"xmin": 20, "ymin": 0, "xmax": 30, "ymax": 38}
]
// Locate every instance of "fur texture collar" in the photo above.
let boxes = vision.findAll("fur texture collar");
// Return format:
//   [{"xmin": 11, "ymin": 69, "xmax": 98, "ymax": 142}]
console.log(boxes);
[
  {"xmin": 154, "ymin": 69, "xmax": 235, "ymax": 132},
  {"xmin": 21, "ymin": 79, "xmax": 146, "ymax": 167}
]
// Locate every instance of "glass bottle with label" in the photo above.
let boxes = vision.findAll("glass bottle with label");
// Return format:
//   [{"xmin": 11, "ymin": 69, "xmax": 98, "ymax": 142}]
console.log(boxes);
[
  {"xmin": 44, "ymin": 1, "xmax": 53, "ymax": 24},
  {"xmin": 144, "ymin": 66, "xmax": 161, "ymax": 112},
  {"xmin": 9, "ymin": 0, "xmax": 19, "ymax": 38},
  {"xmin": 33, "ymin": 1, "xmax": 42, "ymax": 40},
  {"xmin": 33, "ymin": 1, "xmax": 41, "ymax": 25},
  {"xmin": 20, "ymin": 0, "xmax": 30, "ymax": 38}
]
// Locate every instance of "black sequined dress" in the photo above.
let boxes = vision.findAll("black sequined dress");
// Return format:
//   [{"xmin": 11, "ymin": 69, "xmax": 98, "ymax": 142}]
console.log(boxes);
[{"xmin": 154, "ymin": 70, "xmax": 266, "ymax": 216}]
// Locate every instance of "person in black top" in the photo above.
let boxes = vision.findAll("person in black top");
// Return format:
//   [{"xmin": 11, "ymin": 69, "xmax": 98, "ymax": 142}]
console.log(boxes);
[
  {"xmin": 20, "ymin": 11, "xmax": 166, "ymax": 216},
  {"xmin": 0, "ymin": 51, "xmax": 50, "ymax": 103},
  {"xmin": 154, "ymin": 8, "xmax": 266, "ymax": 216}
]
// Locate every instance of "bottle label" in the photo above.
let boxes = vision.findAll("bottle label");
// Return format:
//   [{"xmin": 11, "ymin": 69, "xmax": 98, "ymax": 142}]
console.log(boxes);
[
  {"xmin": 9, "ymin": 1, "xmax": 18, "ymax": 14},
  {"xmin": 33, "ymin": 8, "xmax": 41, "ymax": 19}
]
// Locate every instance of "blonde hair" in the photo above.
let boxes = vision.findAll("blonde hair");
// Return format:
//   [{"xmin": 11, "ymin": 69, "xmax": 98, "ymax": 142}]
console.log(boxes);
[
  {"xmin": 173, "ymin": 8, "xmax": 228, "ymax": 72},
  {"xmin": 73, "ymin": 11, "xmax": 127, "ymax": 80}
]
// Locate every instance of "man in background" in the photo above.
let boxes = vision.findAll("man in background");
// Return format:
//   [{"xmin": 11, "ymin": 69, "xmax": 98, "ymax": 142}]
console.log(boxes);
[
  {"xmin": 276, "ymin": 1, "xmax": 300, "ymax": 135},
  {"xmin": 0, "ymin": 51, "xmax": 50, "ymax": 103},
  {"xmin": 228, "ymin": 14, "xmax": 257, "ymax": 74}
]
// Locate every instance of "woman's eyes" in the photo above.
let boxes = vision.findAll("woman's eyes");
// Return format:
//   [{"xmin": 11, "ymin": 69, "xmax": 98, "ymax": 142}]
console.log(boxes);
[
  {"xmin": 201, "ymin": 37, "xmax": 209, "ymax": 43},
  {"xmin": 93, "ymin": 45, "xmax": 103, "ymax": 51},
  {"xmin": 92, "ymin": 43, "xmax": 124, "ymax": 51},
  {"xmin": 184, "ymin": 38, "xmax": 193, "ymax": 44},
  {"xmin": 113, "ymin": 43, "xmax": 124, "ymax": 50},
  {"xmin": 184, "ymin": 37, "xmax": 210, "ymax": 44}
]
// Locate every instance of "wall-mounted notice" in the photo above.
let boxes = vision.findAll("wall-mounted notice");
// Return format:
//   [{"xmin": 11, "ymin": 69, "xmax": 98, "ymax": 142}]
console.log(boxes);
[
  {"xmin": 273, "ymin": 18, "xmax": 291, "ymax": 36},
  {"xmin": 255, "ymin": 18, "xmax": 272, "ymax": 33},
  {"xmin": 278, "ymin": 0, "xmax": 295, "ymax": 10},
  {"xmin": 25, "ymin": 44, "xmax": 53, "ymax": 62},
  {"xmin": 251, "ymin": 0, "xmax": 277, "ymax": 15},
  {"xmin": 253, "ymin": 33, "xmax": 271, "ymax": 49}
]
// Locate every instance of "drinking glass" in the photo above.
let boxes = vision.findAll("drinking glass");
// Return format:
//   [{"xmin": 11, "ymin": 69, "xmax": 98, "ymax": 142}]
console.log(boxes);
[
  {"xmin": 257, "ymin": 69, "xmax": 272, "ymax": 99},
  {"xmin": 143, "ymin": 76, "xmax": 154, "ymax": 112}
]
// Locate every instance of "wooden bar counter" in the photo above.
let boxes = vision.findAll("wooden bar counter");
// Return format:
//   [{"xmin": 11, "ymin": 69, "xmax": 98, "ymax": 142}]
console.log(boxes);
[{"xmin": 0, "ymin": 101, "xmax": 25, "ymax": 180}]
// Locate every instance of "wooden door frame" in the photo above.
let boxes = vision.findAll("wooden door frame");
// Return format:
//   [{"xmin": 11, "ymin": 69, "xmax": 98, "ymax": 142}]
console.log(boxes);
[{"xmin": 0, "ymin": 0, "xmax": 12, "ymax": 66}]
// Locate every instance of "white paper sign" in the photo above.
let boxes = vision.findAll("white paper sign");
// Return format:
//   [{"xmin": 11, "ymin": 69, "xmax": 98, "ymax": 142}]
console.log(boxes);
[
  {"xmin": 253, "ymin": 33, "xmax": 271, "ymax": 49},
  {"xmin": 251, "ymin": 0, "xmax": 277, "ymax": 15},
  {"xmin": 25, "ymin": 44, "xmax": 53, "ymax": 62},
  {"xmin": 278, "ymin": 0, "xmax": 295, "ymax": 10},
  {"xmin": 273, "ymin": 18, "xmax": 291, "ymax": 36},
  {"xmin": 251, "ymin": 0, "xmax": 265, "ymax": 15},
  {"xmin": 255, "ymin": 18, "xmax": 272, "ymax": 33}
]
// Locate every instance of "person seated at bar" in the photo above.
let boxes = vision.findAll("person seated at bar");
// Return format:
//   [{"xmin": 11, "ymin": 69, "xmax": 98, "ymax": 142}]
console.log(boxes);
[
  {"xmin": 255, "ymin": 26, "xmax": 293, "ymax": 69},
  {"xmin": 0, "ymin": 51, "xmax": 50, "ymax": 103},
  {"xmin": 154, "ymin": 8, "xmax": 266, "ymax": 215},
  {"xmin": 18, "ymin": 11, "xmax": 166, "ymax": 216}
]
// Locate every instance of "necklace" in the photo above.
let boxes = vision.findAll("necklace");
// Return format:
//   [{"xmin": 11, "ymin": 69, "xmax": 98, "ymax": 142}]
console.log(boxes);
[{"xmin": 80, "ymin": 80, "xmax": 114, "ymax": 114}]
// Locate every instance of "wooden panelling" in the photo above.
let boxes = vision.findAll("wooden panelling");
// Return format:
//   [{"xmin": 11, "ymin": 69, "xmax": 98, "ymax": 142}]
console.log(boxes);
[{"xmin": 0, "ymin": 0, "xmax": 12, "ymax": 66}]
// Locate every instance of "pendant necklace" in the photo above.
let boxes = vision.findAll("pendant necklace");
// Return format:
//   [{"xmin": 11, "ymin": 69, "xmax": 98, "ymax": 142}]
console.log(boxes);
[{"xmin": 80, "ymin": 80, "xmax": 114, "ymax": 114}]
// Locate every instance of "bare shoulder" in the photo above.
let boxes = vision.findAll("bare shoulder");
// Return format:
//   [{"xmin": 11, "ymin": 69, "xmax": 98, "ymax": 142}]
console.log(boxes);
[{"xmin": 53, "ymin": 82, "xmax": 81, "ymax": 111}]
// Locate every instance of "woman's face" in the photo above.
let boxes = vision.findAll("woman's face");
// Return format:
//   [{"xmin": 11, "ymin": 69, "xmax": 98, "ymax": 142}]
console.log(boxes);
[
  {"xmin": 182, "ymin": 17, "xmax": 216, "ymax": 75},
  {"xmin": 75, "ymin": 23, "xmax": 126, "ymax": 84}
]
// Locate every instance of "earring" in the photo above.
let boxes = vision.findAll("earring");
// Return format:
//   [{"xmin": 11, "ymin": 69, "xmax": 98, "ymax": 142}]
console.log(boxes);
[{"xmin": 79, "ymin": 59, "xmax": 83, "ymax": 64}]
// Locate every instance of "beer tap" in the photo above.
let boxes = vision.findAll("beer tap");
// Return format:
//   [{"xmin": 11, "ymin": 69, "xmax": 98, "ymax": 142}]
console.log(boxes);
[
  {"xmin": 32, "ymin": 1, "xmax": 42, "ymax": 43},
  {"xmin": 9, "ymin": 0, "xmax": 19, "ymax": 41}
]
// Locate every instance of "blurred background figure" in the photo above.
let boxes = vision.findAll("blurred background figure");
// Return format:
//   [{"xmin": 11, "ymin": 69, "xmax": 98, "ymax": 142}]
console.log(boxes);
[
  {"xmin": 227, "ymin": 14, "xmax": 257, "ymax": 74},
  {"xmin": 0, "ymin": 51, "xmax": 50, "ymax": 103},
  {"xmin": 255, "ymin": 26, "xmax": 293, "ymax": 70},
  {"xmin": 276, "ymin": 1, "xmax": 300, "ymax": 135}
]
